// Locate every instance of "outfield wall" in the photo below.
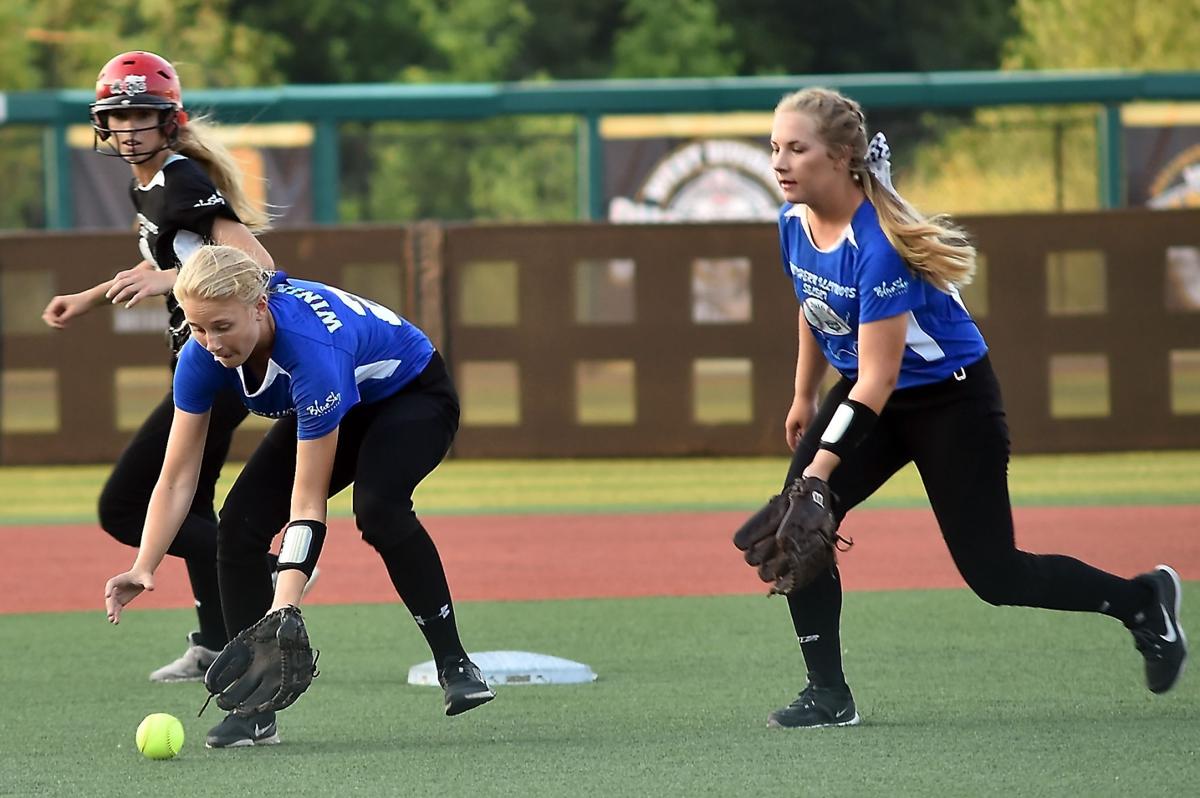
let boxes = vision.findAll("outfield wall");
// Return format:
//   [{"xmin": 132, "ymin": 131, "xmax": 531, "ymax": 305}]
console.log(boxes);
[{"xmin": 2, "ymin": 209, "xmax": 1199, "ymax": 464}]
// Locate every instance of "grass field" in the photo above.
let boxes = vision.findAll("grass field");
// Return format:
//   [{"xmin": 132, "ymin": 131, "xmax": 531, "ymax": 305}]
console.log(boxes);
[
  {"xmin": 2, "ymin": 594, "xmax": 1194, "ymax": 796},
  {"xmin": 3, "ymin": 450, "xmax": 1200, "ymax": 524},
  {"xmin": 1, "ymin": 455, "xmax": 1197, "ymax": 796}
]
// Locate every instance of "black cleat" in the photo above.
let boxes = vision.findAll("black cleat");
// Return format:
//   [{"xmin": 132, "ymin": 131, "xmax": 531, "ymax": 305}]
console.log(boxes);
[
  {"xmin": 438, "ymin": 656, "xmax": 495, "ymax": 716},
  {"xmin": 205, "ymin": 710, "xmax": 280, "ymax": 748},
  {"xmin": 1128, "ymin": 564, "xmax": 1188, "ymax": 694},
  {"xmin": 768, "ymin": 683, "xmax": 860, "ymax": 729}
]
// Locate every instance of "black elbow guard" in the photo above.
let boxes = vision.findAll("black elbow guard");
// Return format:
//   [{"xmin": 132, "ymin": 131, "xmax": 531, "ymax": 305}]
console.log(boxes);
[
  {"xmin": 277, "ymin": 519, "xmax": 327, "ymax": 578},
  {"xmin": 817, "ymin": 400, "xmax": 879, "ymax": 458}
]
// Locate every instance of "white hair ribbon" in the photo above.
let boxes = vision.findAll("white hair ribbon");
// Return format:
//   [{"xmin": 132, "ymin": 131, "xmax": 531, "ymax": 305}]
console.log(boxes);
[{"xmin": 864, "ymin": 131, "xmax": 899, "ymax": 199}]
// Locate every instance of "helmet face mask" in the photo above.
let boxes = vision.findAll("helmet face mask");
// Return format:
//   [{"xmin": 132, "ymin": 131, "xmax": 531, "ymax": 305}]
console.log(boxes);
[
  {"xmin": 90, "ymin": 51, "xmax": 188, "ymax": 164},
  {"xmin": 91, "ymin": 104, "xmax": 182, "ymax": 163}
]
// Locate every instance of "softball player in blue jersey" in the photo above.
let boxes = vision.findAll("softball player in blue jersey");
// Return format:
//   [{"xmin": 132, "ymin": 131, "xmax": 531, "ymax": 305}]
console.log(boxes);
[
  {"xmin": 763, "ymin": 87, "xmax": 1186, "ymax": 729},
  {"xmin": 103, "ymin": 245, "xmax": 494, "ymax": 747}
]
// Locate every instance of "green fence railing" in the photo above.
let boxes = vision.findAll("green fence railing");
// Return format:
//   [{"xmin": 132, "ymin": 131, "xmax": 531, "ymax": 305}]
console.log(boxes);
[{"xmin": 3, "ymin": 70, "xmax": 1200, "ymax": 227}]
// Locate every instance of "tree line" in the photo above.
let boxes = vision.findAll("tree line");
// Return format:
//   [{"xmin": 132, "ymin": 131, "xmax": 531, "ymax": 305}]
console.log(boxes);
[{"xmin": 2, "ymin": 0, "xmax": 1197, "ymax": 227}]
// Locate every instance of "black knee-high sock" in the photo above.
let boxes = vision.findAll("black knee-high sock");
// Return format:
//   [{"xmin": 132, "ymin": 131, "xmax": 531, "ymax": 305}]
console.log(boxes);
[
  {"xmin": 785, "ymin": 566, "xmax": 847, "ymax": 689},
  {"xmin": 166, "ymin": 519, "xmax": 282, "ymax": 649},
  {"xmin": 1021, "ymin": 553, "xmax": 1155, "ymax": 623},
  {"xmin": 376, "ymin": 525, "xmax": 467, "ymax": 665},
  {"xmin": 166, "ymin": 514, "xmax": 226, "ymax": 649},
  {"xmin": 217, "ymin": 553, "xmax": 275, "ymax": 642},
  {"xmin": 958, "ymin": 548, "xmax": 1156, "ymax": 623},
  {"xmin": 185, "ymin": 558, "xmax": 227, "ymax": 649}
]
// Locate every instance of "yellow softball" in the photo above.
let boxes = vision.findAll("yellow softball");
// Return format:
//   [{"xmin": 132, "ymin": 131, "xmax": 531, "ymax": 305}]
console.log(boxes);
[{"xmin": 135, "ymin": 713, "xmax": 185, "ymax": 760}]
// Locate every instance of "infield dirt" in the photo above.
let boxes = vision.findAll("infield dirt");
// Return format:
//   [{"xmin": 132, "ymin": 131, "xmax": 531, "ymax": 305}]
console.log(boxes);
[{"xmin": 3, "ymin": 505, "xmax": 1197, "ymax": 613}]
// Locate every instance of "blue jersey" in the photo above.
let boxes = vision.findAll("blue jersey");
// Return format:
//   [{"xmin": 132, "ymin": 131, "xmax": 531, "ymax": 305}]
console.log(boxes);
[
  {"xmin": 778, "ymin": 200, "xmax": 987, "ymax": 389},
  {"xmin": 174, "ymin": 272, "xmax": 435, "ymax": 439}
]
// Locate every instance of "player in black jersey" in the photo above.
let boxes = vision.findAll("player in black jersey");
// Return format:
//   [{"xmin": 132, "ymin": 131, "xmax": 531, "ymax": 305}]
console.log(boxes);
[{"xmin": 41, "ymin": 51, "xmax": 288, "ymax": 682}]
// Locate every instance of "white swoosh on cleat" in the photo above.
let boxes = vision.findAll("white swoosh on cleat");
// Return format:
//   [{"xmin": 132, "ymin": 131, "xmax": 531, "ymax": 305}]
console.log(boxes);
[{"xmin": 1160, "ymin": 607, "xmax": 1179, "ymax": 643}]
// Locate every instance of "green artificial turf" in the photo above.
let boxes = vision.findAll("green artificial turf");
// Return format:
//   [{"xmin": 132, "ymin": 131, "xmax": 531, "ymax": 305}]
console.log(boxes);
[{"xmin": 1, "ymin": 591, "xmax": 1195, "ymax": 797}]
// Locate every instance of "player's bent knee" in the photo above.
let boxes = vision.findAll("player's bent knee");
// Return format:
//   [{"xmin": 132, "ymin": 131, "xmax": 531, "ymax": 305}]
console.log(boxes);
[
  {"xmin": 963, "ymin": 572, "xmax": 1027, "ymax": 607},
  {"xmin": 96, "ymin": 496, "xmax": 143, "ymax": 547},
  {"xmin": 354, "ymin": 490, "xmax": 421, "ymax": 551},
  {"xmin": 215, "ymin": 523, "xmax": 274, "ymax": 564},
  {"xmin": 358, "ymin": 513, "xmax": 424, "ymax": 553},
  {"xmin": 961, "ymin": 550, "xmax": 1049, "ymax": 607},
  {"xmin": 970, "ymin": 584, "xmax": 1010, "ymax": 607}
]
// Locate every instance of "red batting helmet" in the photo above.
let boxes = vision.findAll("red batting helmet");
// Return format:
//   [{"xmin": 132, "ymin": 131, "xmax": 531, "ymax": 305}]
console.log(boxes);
[{"xmin": 90, "ymin": 51, "xmax": 189, "ymax": 159}]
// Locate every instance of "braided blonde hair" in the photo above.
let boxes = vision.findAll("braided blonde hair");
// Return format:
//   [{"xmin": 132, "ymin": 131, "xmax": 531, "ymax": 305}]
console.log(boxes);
[{"xmin": 776, "ymin": 87, "xmax": 975, "ymax": 291}]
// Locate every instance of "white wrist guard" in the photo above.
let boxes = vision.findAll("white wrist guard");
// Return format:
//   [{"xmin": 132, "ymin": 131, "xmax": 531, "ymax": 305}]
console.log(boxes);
[
  {"xmin": 818, "ymin": 400, "xmax": 879, "ymax": 458},
  {"xmin": 277, "ymin": 520, "xmax": 327, "ymax": 578}
]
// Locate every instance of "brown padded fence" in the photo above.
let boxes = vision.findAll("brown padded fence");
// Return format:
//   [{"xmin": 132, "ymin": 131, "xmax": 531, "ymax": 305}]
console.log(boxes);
[
  {"xmin": 435, "ymin": 222, "xmax": 795, "ymax": 456},
  {"xmin": 0, "ymin": 227, "xmax": 415, "ymax": 463},
  {"xmin": 1, "ymin": 209, "xmax": 1199, "ymax": 464}
]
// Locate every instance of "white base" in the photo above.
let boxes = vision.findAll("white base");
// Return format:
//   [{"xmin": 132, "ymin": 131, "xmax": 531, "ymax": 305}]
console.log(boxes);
[{"xmin": 408, "ymin": 651, "xmax": 598, "ymax": 687}]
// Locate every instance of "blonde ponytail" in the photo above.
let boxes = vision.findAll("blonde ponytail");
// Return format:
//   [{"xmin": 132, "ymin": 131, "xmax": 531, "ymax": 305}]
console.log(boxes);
[
  {"xmin": 175, "ymin": 117, "xmax": 271, "ymax": 232},
  {"xmin": 776, "ymin": 87, "xmax": 976, "ymax": 292},
  {"xmin": 859, "ymin": 174, "xmax": 976, "ymax": 291}
]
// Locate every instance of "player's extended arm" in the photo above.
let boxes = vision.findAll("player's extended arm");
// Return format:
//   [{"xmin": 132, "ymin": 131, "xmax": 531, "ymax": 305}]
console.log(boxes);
[
  {"xmin": 104, "ymin": 407, "xmax": 210, "ymax": 623},
  {"xmin": 107, "ymin": 217, "xmax": 275, "ymax": 307},
  {"xmin": 803, "ymin": 312, "xmax": 906, "ymax": 480},
  {"xmin": 42, "ymin": 260, "xmax": 154, "ymax": 327},
  {"xmin": 271, "ymin": 428, "xmax": 338, "ymax": 609},
  {"xmin": 104, "ymin": 259, "xmax": 175, "ymax": 308},
  {"xmin": 785, "ymin": 309, "xmax": 830, "ymax": 450},
  {"xmin": 212, "ymin": 217, "xmax": 275, "ymax": 269}
]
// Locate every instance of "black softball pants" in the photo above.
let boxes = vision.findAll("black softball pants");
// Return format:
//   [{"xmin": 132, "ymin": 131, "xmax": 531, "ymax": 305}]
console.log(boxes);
[
  {"xmin": 99, "ymin": 385, "xmax": 248, "ymax": 649},
  {"xmin": 783, "ymin": 355, "xmax": 1153, "ymax": 688},
  {"xmin": 215, "ymin": 353, "xmax": 467, "ymax": 664}
]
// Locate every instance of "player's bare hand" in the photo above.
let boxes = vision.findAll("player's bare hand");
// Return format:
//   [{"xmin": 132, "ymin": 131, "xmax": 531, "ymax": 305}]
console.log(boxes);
[
  {"xmin": 106, "ymin": 267, "xmax": 175, "ymax": 308},
  {"xmin": 105, "ymin": 569, "xmax": 155, "ymax": 624},
  {"xmin": 785, "ymin": 395, "xmax": 818, "ymax": 451},
  {"xmin": 42, "ymin": 293, "xmax": 92, "ymax": 328}
]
